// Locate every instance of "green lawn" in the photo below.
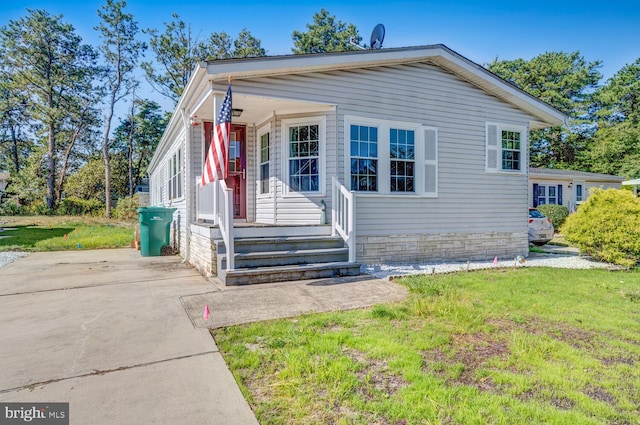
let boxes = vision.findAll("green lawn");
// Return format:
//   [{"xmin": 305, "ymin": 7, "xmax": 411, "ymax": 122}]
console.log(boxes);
[
  {"xmin": 213, "ymin": 268, "xmax": 640, "ymax": 425},
  {"xmin": 0, "ymin": 216, "xmax": 134, "ymax": 251}
]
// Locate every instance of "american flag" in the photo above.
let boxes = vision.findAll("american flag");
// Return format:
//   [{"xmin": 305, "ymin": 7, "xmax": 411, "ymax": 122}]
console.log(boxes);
[{"xmin": 202, "ymin": 84, "xmax": 232, "ymax": 186}]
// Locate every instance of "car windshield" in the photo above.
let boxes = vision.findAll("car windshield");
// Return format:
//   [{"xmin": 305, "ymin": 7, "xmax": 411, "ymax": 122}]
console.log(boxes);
[{"xmin": 529, "ymin": 209, "xmax": 545, "ymax": 218}]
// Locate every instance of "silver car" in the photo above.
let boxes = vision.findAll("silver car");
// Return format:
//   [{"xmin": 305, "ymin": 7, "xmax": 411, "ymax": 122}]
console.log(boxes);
[{"xmin": 528, "ymin": 208, "xmax": 554, "ymax": 246}]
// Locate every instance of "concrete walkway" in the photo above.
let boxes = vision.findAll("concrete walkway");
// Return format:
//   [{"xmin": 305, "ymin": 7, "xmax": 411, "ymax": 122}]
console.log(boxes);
[
  {"xmin": 183, "ymin": 275, "xmax": 408, "ymax": 329},
  {"xmin": 0, "ymin": 248, "xmax": 408, "ymax": 424}
]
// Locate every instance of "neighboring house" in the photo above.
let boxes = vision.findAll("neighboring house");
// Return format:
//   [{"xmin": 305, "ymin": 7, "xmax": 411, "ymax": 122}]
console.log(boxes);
[
  {"xmin": 529, "ymin": 168, "xmax": 624, "ymax": 211},
  {"xmin": 147, "ymin": 44, "xmax": 567, "ymax": 285},
  {"xmin": 621, "ymin": 178, "xmax": 640, "ymax": 196},
  {"xmin": 0, "ymin": 172, "xmax": 9, "ymax": 201}
]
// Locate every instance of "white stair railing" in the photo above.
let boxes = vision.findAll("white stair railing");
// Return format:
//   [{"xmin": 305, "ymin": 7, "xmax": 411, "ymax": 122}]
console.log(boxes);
[
  {"xmin": 216, "ymin": 179, "xmax": 235, "ymax": 270},
  {"xmin": 196, "ymin": 178, "xmax": 215, "ymax": 221},
  {"xmin": 332, "ymin": 176, "xmax": 356, "ymax": 262}
]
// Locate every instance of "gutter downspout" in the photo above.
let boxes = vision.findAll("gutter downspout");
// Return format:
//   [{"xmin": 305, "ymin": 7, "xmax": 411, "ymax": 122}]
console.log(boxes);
[{"xmin": 180, "ymin": 108, "xmax": 192, "ymax": 264}]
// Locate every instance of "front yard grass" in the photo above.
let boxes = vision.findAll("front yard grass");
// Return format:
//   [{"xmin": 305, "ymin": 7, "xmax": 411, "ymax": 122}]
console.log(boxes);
[
  {"xmin": 213, "ymin": 268, "xmax": 640, "ymax": 425},
  {"xmin": 0, "ymin": 215, "xmax": 134, "ymax": 251}
]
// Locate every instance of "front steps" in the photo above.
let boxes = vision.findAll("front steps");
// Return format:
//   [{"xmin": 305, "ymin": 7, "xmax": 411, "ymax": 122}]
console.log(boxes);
[{"xmin": 216, "ymin": 235, "xmax": 361, "ymax": 285}]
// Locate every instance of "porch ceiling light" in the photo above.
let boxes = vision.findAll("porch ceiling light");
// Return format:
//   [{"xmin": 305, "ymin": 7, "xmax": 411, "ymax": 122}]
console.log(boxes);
[{"xmin": 232, "ymin": 108, "xmax": 243, "ymax": 117}]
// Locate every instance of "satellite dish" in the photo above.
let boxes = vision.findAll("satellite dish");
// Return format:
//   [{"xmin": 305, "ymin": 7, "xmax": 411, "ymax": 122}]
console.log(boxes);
[{"xmin": 369, "ymin": 24, "xmax": 385, "ymax": 49}]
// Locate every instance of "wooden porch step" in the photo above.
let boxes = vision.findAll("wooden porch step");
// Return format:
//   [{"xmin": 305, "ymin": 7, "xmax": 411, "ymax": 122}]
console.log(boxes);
[
  {"xmin": 218, "ymin": 236, "xmax": 346, "ymax": 254},
  {"xmin": 222, "ymin": 262, "xmax": 362, "ymax": 286},
  {"xmin": 214, "ymin": 234, "xmax": 359, "ymax": 285},
  {"xmin": 221, "ymin": 247, "xmax": 349, "ymax": 269}
]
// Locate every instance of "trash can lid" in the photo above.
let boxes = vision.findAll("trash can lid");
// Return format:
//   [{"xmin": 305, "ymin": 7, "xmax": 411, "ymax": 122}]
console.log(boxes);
[{"xmin": 139, "ymin": 206, "xmax": 177, "ymax": 213}]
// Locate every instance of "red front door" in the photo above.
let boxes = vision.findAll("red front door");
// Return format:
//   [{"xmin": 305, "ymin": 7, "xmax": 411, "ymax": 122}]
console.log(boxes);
[
  {"xmin": 227, "ymin": 125, "xmax": 246, "ymax": 219},
  {"xmin": 203, "ymin": 122, "xmax": 246, "ymax": 219}
]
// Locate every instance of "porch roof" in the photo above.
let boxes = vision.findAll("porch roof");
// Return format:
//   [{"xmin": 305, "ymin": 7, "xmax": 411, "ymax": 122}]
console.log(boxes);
[{"xmin": 190, "ymin": 91, "xmax": 335, "ymax": 126}]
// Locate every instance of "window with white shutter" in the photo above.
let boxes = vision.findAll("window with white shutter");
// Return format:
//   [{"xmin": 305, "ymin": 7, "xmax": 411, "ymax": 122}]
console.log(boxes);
[
  {"xmin": 486, "ymin": 122, "xmax": 526, "ymax": 173},
  {"xmin": 345, "ymin": 116, "xmax": 437, "ymax": 197}
]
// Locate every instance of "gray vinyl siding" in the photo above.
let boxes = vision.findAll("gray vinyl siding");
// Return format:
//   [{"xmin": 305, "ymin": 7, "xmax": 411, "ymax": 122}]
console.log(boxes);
[
  {"xmin": 223, "ymin": 62, "xmax": 533, "ymax": 234},
  {"xmin": 191, "ymin": 124, "xmax": 203, "ymax": 180},
  {"xmin": 149, "ymin": 128, "xmax": 188, "ymax": 255},
  {"xmin": 582, "ymin": 182, "xmax": 620, "ymax": 203}
]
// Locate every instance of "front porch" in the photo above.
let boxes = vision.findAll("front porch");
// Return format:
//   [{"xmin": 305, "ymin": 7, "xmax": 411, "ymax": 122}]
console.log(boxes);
[{"xmin": 190, "ymin": 178, "xmax": 359, "ymax": 285}]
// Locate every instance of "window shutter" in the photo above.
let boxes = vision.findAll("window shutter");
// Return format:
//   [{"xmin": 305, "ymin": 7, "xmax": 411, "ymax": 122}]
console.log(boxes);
[
  {"xmin": 486, "ymin": 124, "xmax": 499, "ymax": 172},
  {"xmin": 533, "ymin": 183, "xmax": 539, "ymax": 207},
  {"xmin": 557, "ymin": 184, "xmax": 563, "ymax": 206},
  {"xmin": 424, "ymin": 128, "xmax": 438, "ymax": 196}
]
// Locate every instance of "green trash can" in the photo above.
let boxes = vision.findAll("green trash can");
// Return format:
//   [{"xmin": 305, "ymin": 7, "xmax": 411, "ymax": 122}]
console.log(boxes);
[{"xmin": 138, "ymin": 206, "xmax": 177, "ymax": 257}]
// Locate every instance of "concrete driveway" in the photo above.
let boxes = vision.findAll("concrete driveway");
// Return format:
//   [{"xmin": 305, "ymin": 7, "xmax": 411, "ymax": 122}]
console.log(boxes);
[{"xmin": 0, "ymin": 249, "xmax": 258, "ymax": 425}]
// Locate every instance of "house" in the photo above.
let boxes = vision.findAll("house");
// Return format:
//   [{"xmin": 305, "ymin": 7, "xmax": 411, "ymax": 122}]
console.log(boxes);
[
  {"xmin": 529, "ymin": 168, "xmax": 624, "ymax": 211},
  {"xmin": 0, "ymin": 172, "xmax": 9, "ymax": 201},
  {"xmin": 621, "ymin": 178, "xmax": 640, "ymax": 196},
  {"xmin": 147, "ymin": 44, "xmax": 567, "ymax": 285}
]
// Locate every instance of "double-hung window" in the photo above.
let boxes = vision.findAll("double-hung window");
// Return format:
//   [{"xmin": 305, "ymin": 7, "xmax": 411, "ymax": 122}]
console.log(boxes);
[
  {"xmin": 258, "ymin": 127, "xmax": 271, "ymax": 195},
  {"xmin": 346, "ymin": 117, "xmax": 437, "ymax": 197},
  {"xmin": 576, "ymin": 184, "xmax": 583, "ymax": 202},
  {"xmin": 548, "ymin": 186, "xmax": 557, "ymax": 204},
  {"xmin": 533, "ymin": 184, "xmax": 563, "ymax": 207},
  {"xmin": 537, "ymin": 185, "xmax": 546, "ymax": 205},
  {"xmin": 486, "ymin": 123, "xmax": 526, "ymax": 173},
  {"xmin": 350, "ymin": 125, "xmax": 378, "ymax": 191},
  {"xmin": 283, "ymin": 117, "xmax": 325, "ymax": 195},
  {"xmin": 390, "ymin": 128, "xmax": 415, "ymax": 193},
  {"xmin": 168, "ymin": 148, "xmax": 183, "ymax": 200}
]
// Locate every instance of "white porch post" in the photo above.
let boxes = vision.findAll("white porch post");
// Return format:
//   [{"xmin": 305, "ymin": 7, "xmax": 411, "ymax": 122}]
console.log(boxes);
[
  {"xmin": 211, "ymin": 88, "xmax": 234, "ymax": 270},
  {"xmin": 180, "ymin": 109, "xmax": 192, "ymax": 263}
]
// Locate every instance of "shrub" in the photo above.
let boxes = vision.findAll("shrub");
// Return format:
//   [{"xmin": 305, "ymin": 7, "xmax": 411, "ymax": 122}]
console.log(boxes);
[
  {"xmin": 537, "ymin": 204, "xmax": 569, "ymax": 228},
  {"xmin": 27, "ymin": 200, "xmax": 53, "ymax": 215},
  {"xmin": 561, "ymin": 188, "xmax": 640, "ymax": 268},
  {"xmin": 56, "ymin": 197, "xmax": 104, "ymax": 216},
  {"xmin": 0, "ymin": 198, "xmax": 27, "ymax": 215},
  {"xmin": 113, "ymin": 194, "xmax": 140, "ymax": 222}
]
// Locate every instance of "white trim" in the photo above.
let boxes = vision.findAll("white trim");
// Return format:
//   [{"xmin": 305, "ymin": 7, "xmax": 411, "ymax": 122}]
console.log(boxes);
[
  {"xmin": 344, "ymin": 115, "xmax": 437, "ymax": 197},
  {"xmin": 256, "ymin": 123, "xmax": 272, "ymax": 198},
  {"xmin": 485, "ymin": 122, "xmax": 527, "ymax": 175},
  {"xmin": 189, "ymin": 86, "xmax": 213, "ymax": 120},
  {"xmin": 281, "ymin": 116, "xmax": 327, "ymax": 198}
]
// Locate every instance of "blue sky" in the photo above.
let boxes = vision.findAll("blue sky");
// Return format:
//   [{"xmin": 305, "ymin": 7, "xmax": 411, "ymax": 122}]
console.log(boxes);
[{"xmin": 2, "ymin": 0, "xmax": 639, "ymax": 112}]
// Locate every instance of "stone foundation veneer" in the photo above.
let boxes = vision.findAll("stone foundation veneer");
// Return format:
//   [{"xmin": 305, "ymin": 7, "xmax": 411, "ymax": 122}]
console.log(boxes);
[
  {"xmin": 188, "ymin": 231, "xmax": 216, "ymax": 277},
  {"xmin": 356, "ymin": 232, "xmax": 528, "ymax": 263},
  {"xmin": 186, "ymin": 229, "xmax": 527, "ymax": 276}
]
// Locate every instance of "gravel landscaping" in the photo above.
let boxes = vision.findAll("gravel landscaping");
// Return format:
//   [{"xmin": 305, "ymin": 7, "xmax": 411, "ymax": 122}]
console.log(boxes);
[
  {"xmin": 0, "ymin": 249, "xmax": 613, "ymax": 279},
  {"xmin": 362, "ymin": 253, "xmax": 614, "ymax": 280},
  {"xmin": 0, "ymin": 251, "xmax": 28, "ymax": 269}
]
